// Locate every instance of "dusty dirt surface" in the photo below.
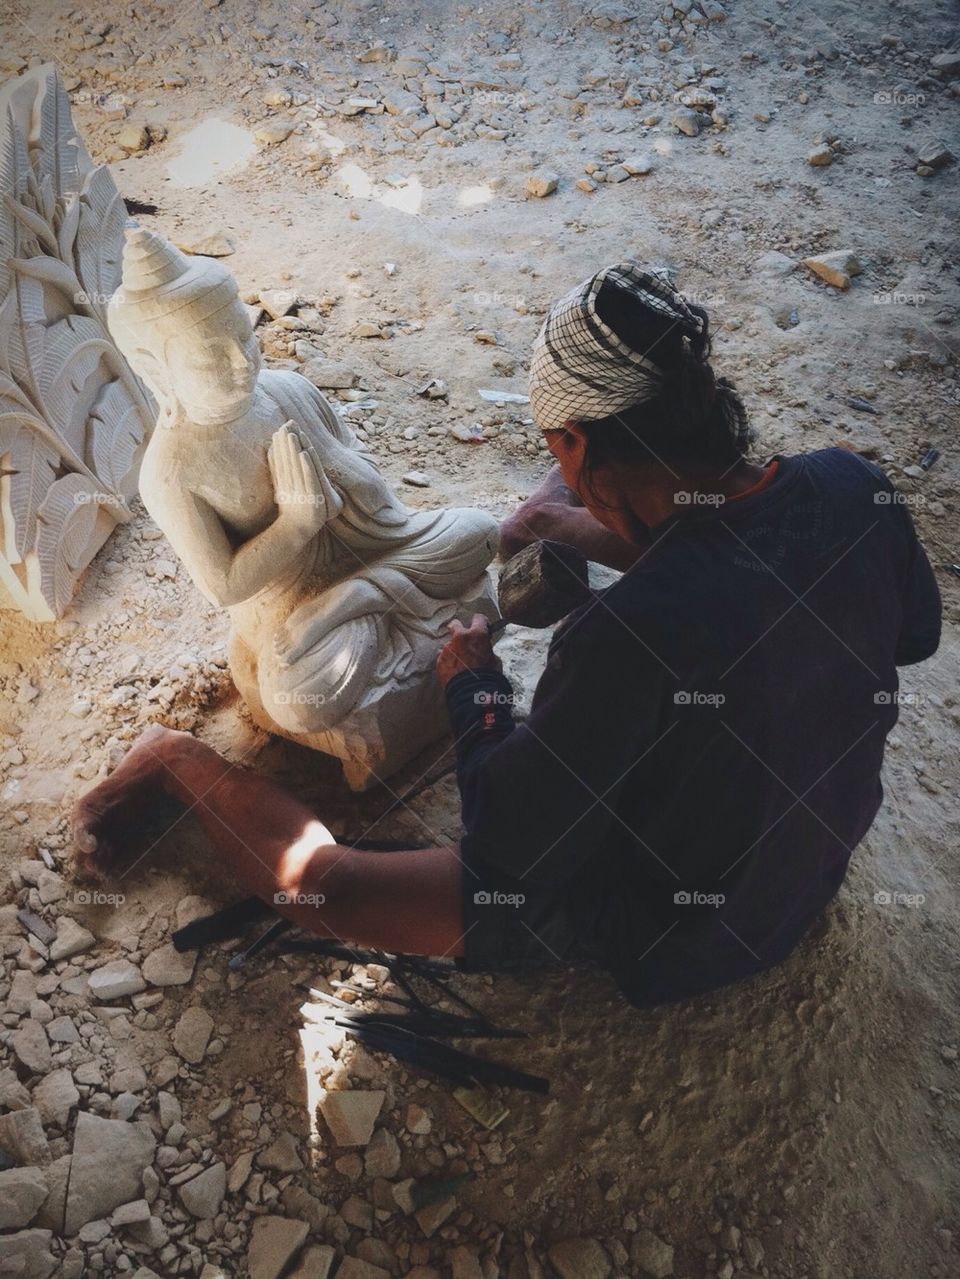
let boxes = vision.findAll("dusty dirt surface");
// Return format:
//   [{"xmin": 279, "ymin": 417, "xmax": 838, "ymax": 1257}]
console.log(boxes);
[{"xmin": 1, "ymin": 2, "xmax": 958, "ymax": 1278}]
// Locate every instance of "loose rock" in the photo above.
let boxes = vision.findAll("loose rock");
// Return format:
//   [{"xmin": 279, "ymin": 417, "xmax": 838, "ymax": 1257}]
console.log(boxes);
[
  {"xmin": 671, "ymin": 107, "xmax": 701, "ymax": 136},
  {"xmin": 178, "ymin": 1162, "xmax": 226, "ymax": 1218},
  {"xmin": 525, "ymin": 169, "xmax": 559, "ymax": 197},
  {"xmin": 0, "ymin": 1166, "xmax": 48, "ymax": 1230},
  {"xmin": 64, "ymin": 1113, "xmax": 156, "ymax": 1233},
  {"xmin": 547, "ymin": 1238, "xmax": 611, "ymax": 1279},
  {"xmin": 319, "ymin": 1090, "xmax": 385, "ymax": 1146},
  {"xmin": 802, "ymin": 250, "xmax": 862, "ymax": 290},
  {"xmin": 0, "ymin": 1229, "xmax": 56, "ymax": 1279},
  {"xmin": 32, "ymin": 1069, "xmax": 79, "ymax": 1127},
  {"xmin": 49, "ymin": 918, "xmax": 95, "ymax": 962},
  {"xmin": 631, "ymin": 1228, "xmax": 675, "ymax": 1278},
  {"xmin": 172, "ymin": 1006, "xmax": 214, "ymax": 1063},
  {"xmin": 88, "ymin": 959, "xmax": 145, "ymax": 1001},
  {"xmin": 288, "ymin": 1245, "xmax": 336, "ymax": 1279},
  {"xmin": 258, "ymin": 1131, "xmax": 304, "ymax": 1173},
  {"xmin": 142, "ymin": 942, "xmax": 196, "ymax": 987},
  {"xmin": 12, "ymin": 1021, "xmax": 51, "ymax": 1075},
  {"xmin": 248, "ymin": 1216, "xmax": 309, "ymax": 1279},
  {"xmin": 0, "ymin": 1108, "xmax": 50, "ymax": 1166}
]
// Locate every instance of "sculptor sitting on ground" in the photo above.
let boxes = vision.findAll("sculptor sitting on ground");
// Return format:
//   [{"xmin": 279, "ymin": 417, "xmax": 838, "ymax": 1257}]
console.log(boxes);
[{"xmin": 73, "ymin": 263, "xmax": 941, "ymax": 1008}]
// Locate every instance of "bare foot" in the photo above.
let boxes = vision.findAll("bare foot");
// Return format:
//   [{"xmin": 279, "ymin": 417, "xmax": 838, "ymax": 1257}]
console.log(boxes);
[{"xmin": 72, "ymin": 724, "xmax": 181, "ymax": 879}]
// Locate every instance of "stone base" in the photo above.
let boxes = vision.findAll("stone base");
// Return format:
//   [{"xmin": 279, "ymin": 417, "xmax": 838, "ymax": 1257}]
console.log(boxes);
[{"xmin": 230, "ymin": 573, "xmax": 498, "ymax": 791}]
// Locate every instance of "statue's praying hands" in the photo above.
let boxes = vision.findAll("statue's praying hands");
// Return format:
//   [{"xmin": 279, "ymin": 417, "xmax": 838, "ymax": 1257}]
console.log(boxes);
[{"xmin": 268, "ymin": 422, "xmax": 342, "ymax": 534}]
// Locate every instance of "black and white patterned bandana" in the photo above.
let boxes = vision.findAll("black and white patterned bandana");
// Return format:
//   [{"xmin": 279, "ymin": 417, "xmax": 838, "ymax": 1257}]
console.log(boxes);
[{"xmin": 528, "ymin": 261, "xmax": 706, "ymax": 431}]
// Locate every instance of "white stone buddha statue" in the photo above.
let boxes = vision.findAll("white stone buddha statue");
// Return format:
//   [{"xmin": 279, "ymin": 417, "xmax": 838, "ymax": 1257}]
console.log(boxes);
[{"xmin": 108, "ymin": 226, "xmax": 498, "ymax": 788}]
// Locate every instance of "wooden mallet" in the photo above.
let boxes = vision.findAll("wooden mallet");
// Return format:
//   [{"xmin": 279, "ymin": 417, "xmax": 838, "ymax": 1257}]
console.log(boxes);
[{"xmin": 488, "ymin": 539, "xmax": 592, "ymax": 634}]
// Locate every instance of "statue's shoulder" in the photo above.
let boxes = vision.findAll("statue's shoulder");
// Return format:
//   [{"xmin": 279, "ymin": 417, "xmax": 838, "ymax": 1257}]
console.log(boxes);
[{"xmin": 259, "ymin": 369, "xmax": 352, "ymax": 443}]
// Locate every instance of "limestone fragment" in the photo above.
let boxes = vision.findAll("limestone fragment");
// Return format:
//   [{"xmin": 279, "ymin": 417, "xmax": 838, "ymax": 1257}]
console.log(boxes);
[
  {"xmin": 671, "ymin": 107, "xmax": 701, "ymax": 136},
  {"xmin": 34, "ymin": 1155, "xmax": 70, "ymax": 1232},
  {"xmin": 32, "ymin": 1069, "xmax": 79, "ymax": 1127},
  {"xmin": 0, "ymin": 1167, "xmax": 49, "ymax": 1230},
  {"xmin": 258, "ymin": 288, "xmax": 297, "ymax": 320},
  {"xmin": 88, "ymin": 959, "xmax": 146, "ymax": 1000},
  {"xmin": 915, "ymin": 140, "xmax": 953, "ymax": 171},
  {"xmin": 172, "ymin": 1006, "xmax": 214, "ymax": 1062},
  {"xmin": 0, "ymin": 1108, "xmax": 50, "ymax": 1165},
  {"xmin": 548, "ymin": 1238, "xmax": 611, "ymax": 1279},
  {"xmin": 12, "ymin": 1021, "xmax": 51, "ymax": 1075},
  {"xmin": 142, "ymin": 942, "xmax": 196, "ymax": 986},
  {"xmin": 448, "ymin": 1247, "xmax": 484, "ymax": 1279},
  {"xmin": 802, "ymin": 250, "xmax": 862, "ymax": 290},
  {"xmin": 258, "ymin": 1130, "xmax": 304, "ymax": 1172},
  {"xmin": 118, "ymin": 124, "xmax": 151, "ymax": 153},
  {"xmin": 178, "ymin": 1162, "xmax": 226, "ymax": 1218},
  {"xmin": 248, "ymin": 1216, "xmax": 309, "ymax": 1279},
  {"xmin": 631, "ymin": 1229, "xmax": 675, "ymax": 1278},
  {"xmin": 49, "ymin": 918, "xmax": 95, "ymax": 962},
  {"xmin": 623, "ymin": 154, "xmax": 654, "ymax": 175},
  {"xmin": 0, "ymin": 1229, "xmax": 56, "ymax": 1279},
  {"xmin": 525, "ymin": 170, "xmax": 559, "ymax": 197},
  {"xmin": 64, "ymin": 1113, "xmax": 156, "ymax": 1233},
  {"xmin": 337, "ymin": 1259, "xmax": 391, "ymax": 1279},
  {"xmin": 415, "ymin": 1195, "xmax": 456, "ymax": 1237},
  {"xmin": 255, "ymin": 122, "xmax": 293, "ymax": 145},
  {"xmin": 406, "ymin": 1104, "xmax": 432, "ymax": 1134},
  {"xmin": 287, "ymin": 1245, "xmax": 336, "ymax": 1278},
  {"xmin": 319, "ymin": 1090, "xmax": 385, "ymax": 1146},
  {"xmin": 175, "ymin": 231, "xmax": 237, "ymax": 257},
  {"xmin": 364, "ymin": 1127, "xmax": 400, "ymax": 1178},
  {"xmin": 300, "ymin": 358, "xmax": 358, "ymax": 389}
]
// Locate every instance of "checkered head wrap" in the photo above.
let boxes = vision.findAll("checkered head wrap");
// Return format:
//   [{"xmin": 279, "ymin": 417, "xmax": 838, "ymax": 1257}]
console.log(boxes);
[{"xmin": 529, "ymin": 261, "xmax": 706, "ymax": 432}]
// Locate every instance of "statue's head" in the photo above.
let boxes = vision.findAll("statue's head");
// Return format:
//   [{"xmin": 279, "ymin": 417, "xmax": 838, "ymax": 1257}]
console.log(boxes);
[{"xmin": 108, "ymin": 225, "xmax": 261, "ymax": 428}]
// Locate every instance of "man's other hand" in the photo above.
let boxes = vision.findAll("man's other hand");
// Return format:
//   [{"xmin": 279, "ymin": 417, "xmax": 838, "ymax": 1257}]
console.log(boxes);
[{"xmin": 437, "ymin": 614, "xmax": 502, "ymax": 686}]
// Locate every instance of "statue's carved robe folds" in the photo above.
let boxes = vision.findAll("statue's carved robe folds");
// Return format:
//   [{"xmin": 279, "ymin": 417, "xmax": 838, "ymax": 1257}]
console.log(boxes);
[{"xmin": 108, "ymin": 227, "xmax": 498, "ymax": 788}]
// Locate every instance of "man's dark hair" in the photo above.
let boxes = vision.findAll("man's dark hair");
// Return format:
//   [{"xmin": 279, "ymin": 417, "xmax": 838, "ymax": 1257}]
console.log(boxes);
[{"xmin": 575, "ymin": 283, "xmax": 751, "ymax": 501}]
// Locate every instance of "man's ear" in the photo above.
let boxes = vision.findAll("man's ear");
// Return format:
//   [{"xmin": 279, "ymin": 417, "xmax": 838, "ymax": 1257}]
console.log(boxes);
[
  {"xmin": 545, "ymin": 421, "xmax": 588, "ymax": 465},
  {"xmin": 544, "ymin": 424, "xmax": 587, "ymax": 494}
]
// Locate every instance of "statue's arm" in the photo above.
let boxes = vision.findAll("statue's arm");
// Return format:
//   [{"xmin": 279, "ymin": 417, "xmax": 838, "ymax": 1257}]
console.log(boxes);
[
  {"xmin": 148, "ymin": 428, "xmax": 329, "ymax": 608},
  {"xmin": 152, "ymin": 489, "xmax": 311, "ymax": 607}
]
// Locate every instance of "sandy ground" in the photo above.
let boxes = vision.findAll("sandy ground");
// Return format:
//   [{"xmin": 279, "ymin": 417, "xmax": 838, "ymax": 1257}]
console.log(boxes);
[{"xmin": 1, "ymin": 1, "xmax": 958, "ymax": 1277}]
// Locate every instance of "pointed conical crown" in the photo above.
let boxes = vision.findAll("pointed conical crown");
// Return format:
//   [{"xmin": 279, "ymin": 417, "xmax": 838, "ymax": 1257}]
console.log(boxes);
[{"xmin": 108, "ymin": 223, "xmax": 240, "ymax": 335}]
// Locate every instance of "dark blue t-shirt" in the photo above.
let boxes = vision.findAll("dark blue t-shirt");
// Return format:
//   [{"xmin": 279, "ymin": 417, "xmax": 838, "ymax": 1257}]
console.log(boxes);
[{"xmin": 446, "ymin": 449, "xmax": 941, "ymax": 1006}]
